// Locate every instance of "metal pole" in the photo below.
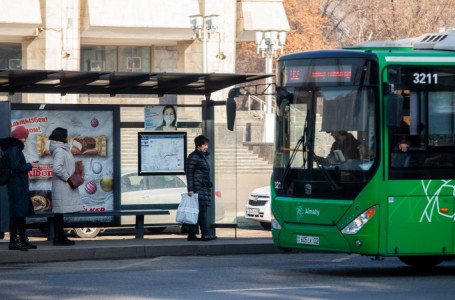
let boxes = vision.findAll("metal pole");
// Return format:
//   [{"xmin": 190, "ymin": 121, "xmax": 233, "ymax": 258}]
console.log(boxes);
[
  {"xmin": 263, "ymin": 50, "xmax": 274, "ymax": 142},
  {"xmin": 203, "ymin": 30, "xmax": 208, "ymax": 73},
  {"xmin": 265, "ymin": 55, "xmax": 273, "ymax": 114}
]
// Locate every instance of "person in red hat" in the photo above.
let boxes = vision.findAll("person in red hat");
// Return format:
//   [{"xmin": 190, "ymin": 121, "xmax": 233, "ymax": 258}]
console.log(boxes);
[{"xmin": 0, "ymin": 126, "xmax": 38, "ymax": 250}]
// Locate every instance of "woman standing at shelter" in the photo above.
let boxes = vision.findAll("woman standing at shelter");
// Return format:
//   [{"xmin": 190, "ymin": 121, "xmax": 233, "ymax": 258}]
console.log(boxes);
[
  {"xmin": 49, "ymin": 127, "xmax": 83, "ymax": 246},
  {"xmin": 1, "ymin": 126, "xmax": 38, "ymax": 250},
  {"xmin": 184, "ymin": 135, "xmax": 217, "ymax": 241}
]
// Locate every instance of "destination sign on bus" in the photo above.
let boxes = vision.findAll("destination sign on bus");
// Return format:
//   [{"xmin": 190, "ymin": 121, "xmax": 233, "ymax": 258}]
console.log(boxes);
[{"xmin": 285, "ymin": 65, "xmax": 353, "ymax": 84}]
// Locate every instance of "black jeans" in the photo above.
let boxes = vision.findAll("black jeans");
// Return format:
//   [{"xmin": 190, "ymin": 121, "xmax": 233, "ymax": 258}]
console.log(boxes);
[
  {"xmin": 9, "ymin": 217, "xmax": 26, "ymax": 242},
  {"xmin": 182, "ymin": 204, "xmax": 211, "ymax": 236},
  {"xmin": 54, "ymin": 213, "xmax": 66, "ymax": 241}
]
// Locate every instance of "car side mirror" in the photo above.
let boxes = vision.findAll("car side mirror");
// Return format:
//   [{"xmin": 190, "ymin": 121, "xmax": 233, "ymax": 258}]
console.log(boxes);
[{"xmin": 387, "ymin": 93, "xmax": 403, "ymax": 128}]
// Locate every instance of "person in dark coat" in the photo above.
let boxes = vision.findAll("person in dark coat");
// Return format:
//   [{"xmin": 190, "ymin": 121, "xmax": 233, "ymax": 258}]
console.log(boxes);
[
  {"xmin": 329, "ymin": 131, "xmax": 360, "ymax": 161},
  {"xmin": 184, "ymin": 135, "xmax": 217, "ymax": 241},
  {"xmin": 0, "ymin": 126, "xmax": 38, "ymax": 250}
]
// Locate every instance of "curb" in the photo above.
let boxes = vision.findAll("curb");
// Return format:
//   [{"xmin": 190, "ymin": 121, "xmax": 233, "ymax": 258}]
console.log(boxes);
[{"xmin": 0, "ymin": 238, "xmax": 283, "ymax": 264}]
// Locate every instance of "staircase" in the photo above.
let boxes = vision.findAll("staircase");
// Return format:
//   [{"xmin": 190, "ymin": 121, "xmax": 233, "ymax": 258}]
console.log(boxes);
[
  {"xmin": 120, "ymin": 128, "xmax": 140, "ymax": 171},
  {"xmin": 215, "ymin": 146, "xmax": 272, "ymax": 174}
]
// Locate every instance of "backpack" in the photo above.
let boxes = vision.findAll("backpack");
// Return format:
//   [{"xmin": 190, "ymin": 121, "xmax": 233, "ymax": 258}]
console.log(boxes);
[{"xmin": 0, "ymin": 148, "xmax": 10, "ymax": 185}]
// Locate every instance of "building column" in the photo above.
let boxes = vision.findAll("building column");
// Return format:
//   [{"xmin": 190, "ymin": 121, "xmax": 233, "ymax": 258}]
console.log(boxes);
[{"xmin": 23, "ymin": 0, "xmax": 81, "ymax": 104}]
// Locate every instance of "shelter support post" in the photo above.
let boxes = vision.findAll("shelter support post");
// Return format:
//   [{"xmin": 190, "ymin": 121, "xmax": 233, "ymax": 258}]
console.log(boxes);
[
  {"xmin": 202, "ymin": 95, "xmax": 216, "ymax": 236},
  {"xmin": 135, "ymin": 215, "xmax": 145, "ymax": 239},
  {"xmin": 0, "ymin": 102, "xmax": 11, "ymax": 233}
]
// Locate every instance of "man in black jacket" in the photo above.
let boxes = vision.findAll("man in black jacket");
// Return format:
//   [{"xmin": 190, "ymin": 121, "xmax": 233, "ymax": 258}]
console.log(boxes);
[{"xmin": 184, "ymin": 135, "xmax": 217, "ymax": 241}]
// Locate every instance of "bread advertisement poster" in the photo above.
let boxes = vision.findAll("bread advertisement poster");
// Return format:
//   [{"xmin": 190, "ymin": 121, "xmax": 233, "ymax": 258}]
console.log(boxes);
[{"xmin": 11, "ymin": 109, "xmax": 114, "ymax": 222}]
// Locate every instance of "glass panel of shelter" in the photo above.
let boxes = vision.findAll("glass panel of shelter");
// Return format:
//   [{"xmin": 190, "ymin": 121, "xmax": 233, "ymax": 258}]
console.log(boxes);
[{"xmin": 118, "ymin": 103, "xmax": 238, "ymax": 228}]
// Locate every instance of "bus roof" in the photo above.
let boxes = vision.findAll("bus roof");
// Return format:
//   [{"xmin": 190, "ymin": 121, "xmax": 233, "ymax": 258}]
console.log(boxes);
[
  {"xmin": 280, "ymin": 29, "xmax": 455, "ymax": 62},
  {"xmin": 346, "ymin": 30, "xmax": 455, "ymax": 51},
  {"xmin": 278, "ymin": 49, "xmax": 378, "ymax": 61}
]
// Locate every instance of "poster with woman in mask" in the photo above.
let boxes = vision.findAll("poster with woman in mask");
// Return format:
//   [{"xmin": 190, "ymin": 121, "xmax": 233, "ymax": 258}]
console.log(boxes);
[{"xmin": 144, "ymin": 105, "xmax": 177, "ymax": 131}]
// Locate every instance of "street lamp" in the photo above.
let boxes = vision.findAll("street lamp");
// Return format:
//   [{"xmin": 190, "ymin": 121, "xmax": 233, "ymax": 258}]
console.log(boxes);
[
  {"xmin": 256, "ymin": 30, "xmax": 286, "ymax": 58},
  {"xmin": 255, "ymin": 30, "xmax": 287, "ymax": 142},
  {"xmin": 190, "ymin": 14, "xmax": 220, "ymax": 73}
]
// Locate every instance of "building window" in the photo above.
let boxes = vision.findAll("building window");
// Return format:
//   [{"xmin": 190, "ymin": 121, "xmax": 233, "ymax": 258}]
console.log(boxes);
[
  {"xmin": 0, "ymin": 44, "xmax": 22, "ymax": 69},
  {"xmin": 81, "ymin": 46, "xmax": 151, "ymax": 72}
]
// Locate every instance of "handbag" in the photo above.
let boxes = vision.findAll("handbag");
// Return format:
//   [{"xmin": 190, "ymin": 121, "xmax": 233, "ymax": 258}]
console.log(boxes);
[
  {"xmin": 176, "ymin": 193, "xmax": 199, "ymax": 225},
  {"xmin": 67, "ymin": 161, "xmax": 84, "ymax": 189},
  {"xmin": 68, "ymin": 171, "xmax": 84, "ymax": 189}
]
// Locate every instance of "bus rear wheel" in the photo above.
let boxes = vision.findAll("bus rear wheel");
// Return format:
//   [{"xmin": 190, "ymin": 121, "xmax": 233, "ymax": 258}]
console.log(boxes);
[{"xmin": 398, "ymin": 256, "xmax": 443, "ymax": 268}]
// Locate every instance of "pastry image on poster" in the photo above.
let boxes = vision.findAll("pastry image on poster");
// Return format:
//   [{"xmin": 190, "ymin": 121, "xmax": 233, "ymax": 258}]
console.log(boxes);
[
  {"xmin": 30, "ymin": 190, "xmax": 52, "ymax": 213},
  {"xmin": 11, "ymin": 109, "xmax": 115, "ymax": 222},
  {"xmin": 36, "ymin": 135, "xmax": 107, "ymax": 156}
]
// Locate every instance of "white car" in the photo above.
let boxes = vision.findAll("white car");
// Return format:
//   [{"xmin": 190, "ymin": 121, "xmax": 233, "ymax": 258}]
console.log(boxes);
[{"xmin": 244, "ymin": 186, "xmax": 271, "ymax": 229}]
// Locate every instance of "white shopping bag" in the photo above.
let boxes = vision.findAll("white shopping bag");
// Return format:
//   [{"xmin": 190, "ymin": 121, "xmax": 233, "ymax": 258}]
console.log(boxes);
[{"xmin": 176, "ymin": 193, "xmax": 199, "ymax": 225}]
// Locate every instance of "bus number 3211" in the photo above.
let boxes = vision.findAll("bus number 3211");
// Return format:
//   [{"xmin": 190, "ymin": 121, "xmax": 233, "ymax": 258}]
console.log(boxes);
[{"xmin": 413, "ymin": 72, "xmax": 438, "ymax": 84}]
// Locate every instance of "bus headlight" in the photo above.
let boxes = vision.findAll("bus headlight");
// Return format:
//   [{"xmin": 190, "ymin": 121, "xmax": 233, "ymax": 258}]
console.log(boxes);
[
  {"xmin": 341, "ymin": 206, "xmax": 376, "ymax": 235},
  {"xmin": 271, "ymin": 211, "xmax": 282, "ymax": 230}
]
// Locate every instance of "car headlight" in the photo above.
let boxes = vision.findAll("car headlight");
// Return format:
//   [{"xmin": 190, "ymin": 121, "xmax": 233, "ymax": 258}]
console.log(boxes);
[
  {"xmin": 341, "ymin": 206, "xmax": 376, "ymax": 235},
  {"xmin": 271, "ymin": 210, "xmax": 282, "ymax": 230}
]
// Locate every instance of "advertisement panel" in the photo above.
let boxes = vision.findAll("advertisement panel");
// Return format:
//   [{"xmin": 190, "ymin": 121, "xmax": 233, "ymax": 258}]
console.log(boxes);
[
  {"xmin": 11, "ymin": 108, "xmax": 115, "ymax": 222},
  {"xmin": 144, "ymin": 105, "xmax": 178, "ymax": 131}
]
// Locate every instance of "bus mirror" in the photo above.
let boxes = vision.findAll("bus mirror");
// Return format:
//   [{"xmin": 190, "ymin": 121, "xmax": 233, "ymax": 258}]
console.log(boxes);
[
  {"xmin": 226, "ymin": 88, "xmax": 240, "ymax": 131},
  {"xmin": 226, "ymin": 98, "xmax": 236, "ymax": 131},
  {"xmin": 387, "ymin": 93, "xmax": 403, "ymax": 128},
  {"xmin": 387, "ymin": 67, "xmax": 400, "ymax": 84}
]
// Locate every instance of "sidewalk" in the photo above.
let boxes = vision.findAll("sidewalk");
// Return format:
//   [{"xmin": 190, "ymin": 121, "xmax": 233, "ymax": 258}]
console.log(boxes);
[{"xmin": 0, "ymin": 226, "xmax": 283, "ymax": 264}]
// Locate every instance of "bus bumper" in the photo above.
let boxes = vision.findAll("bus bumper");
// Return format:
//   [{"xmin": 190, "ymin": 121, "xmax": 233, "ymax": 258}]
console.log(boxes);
[
  {"xmin": 272, "ymin": 222, "xmax": 351, "ymax": 253},
  {"xmin": 272, "ymin": 207, "xmax": 380, "ymax": 255}
]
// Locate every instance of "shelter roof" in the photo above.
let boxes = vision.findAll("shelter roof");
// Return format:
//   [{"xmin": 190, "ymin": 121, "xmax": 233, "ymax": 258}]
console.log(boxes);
[{"xmin": 0, "ymin": 70, "xmax": 273, "ymax": 96}]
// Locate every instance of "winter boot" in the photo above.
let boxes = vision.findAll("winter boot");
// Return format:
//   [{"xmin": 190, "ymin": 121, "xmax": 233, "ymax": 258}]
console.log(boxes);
[
  {"xmin": 9, "ymin": 237, "xmax": 28, "ymax": 251},
  {"xmin": 20, "ymin": 236, "xmax": 37, "ymax": 249}
]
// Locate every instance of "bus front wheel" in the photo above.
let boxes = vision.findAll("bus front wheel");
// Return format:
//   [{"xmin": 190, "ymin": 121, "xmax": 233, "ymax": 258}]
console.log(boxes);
[{"xmin": 398, "ymin": 256, "xmax": 443, "ymax": 268}]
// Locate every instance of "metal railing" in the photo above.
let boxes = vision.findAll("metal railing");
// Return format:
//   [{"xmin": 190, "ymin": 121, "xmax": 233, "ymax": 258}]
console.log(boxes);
[{"xmin": 247, "ymin": 95, "xmax": 276, "ymax": 119}]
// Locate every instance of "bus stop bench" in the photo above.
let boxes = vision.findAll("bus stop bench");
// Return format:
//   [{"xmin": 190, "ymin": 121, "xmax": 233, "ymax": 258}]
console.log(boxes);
[{"xmin": 29, "ymin": 210, "xmax": 170, "ymax": 240}]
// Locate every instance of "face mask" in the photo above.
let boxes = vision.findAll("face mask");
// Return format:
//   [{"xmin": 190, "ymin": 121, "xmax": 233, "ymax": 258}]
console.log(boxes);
[{"xmin": 164, "ymin": 115, "xmax": 175, "ymax": 125}]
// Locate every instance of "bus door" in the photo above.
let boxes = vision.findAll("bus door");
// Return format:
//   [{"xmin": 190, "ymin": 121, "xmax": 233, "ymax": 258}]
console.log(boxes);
[{"xmin": 386, "ymin": 65, "xmax": 455, "ymax": 255}]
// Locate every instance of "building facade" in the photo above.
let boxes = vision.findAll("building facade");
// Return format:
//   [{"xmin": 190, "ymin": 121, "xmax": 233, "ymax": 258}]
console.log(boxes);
[
  {"xmin": 0, "ymin": 0, "xmax": 290, "ymax": 225},
  {"xmin": 0, "ymin": 0, "xmax": 289, "ymax": 105}
]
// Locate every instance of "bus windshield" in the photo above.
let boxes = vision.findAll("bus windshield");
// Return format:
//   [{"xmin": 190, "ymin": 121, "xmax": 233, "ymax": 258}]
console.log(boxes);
[{"xmin": 274, "ymin": 57, "xmax": 379, "ymax": 199}]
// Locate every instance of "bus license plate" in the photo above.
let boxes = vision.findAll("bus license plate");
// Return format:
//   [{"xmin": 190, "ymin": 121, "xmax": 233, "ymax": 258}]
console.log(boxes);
[{"xmin": 297, "ymin": 235, "xmax": 319, "ymax": 246}]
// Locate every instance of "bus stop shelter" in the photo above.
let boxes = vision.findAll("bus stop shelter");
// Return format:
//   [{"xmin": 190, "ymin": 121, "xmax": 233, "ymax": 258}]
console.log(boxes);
[{"xmin": 0, "ymin": 69, "xmax": 273, "ymax": 234}]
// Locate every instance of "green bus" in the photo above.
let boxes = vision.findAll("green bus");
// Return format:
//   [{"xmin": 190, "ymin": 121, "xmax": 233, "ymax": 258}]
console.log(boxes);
[{"xmin": 271, "ymin": 30, "xmax": 455, "ymax": 267}]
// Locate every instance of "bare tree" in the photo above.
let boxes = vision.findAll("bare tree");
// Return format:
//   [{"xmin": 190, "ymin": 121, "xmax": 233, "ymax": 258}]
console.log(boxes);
[
  {"xmin": 236, "ymin": 0, "xmax": 334, "ymax": 74},
  {"xmin": 323, "ymin": 0, "xmax": 455, "ymax": 46}
]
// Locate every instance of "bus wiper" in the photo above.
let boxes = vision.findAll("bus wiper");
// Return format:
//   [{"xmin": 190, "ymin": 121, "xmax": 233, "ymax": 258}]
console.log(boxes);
[
  {"xmin": 280, "ymin": 109, "xmax": 310, "ymax": 188},
  {"xmin": 306, "ymin": 141, "xmax": 341, "ymax": 191},
  {"xmin": 279, "ymin": 134, "xmax": 305, "ymax": 188}
]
